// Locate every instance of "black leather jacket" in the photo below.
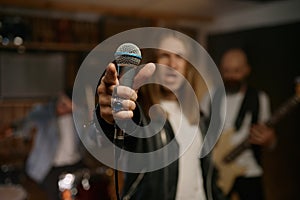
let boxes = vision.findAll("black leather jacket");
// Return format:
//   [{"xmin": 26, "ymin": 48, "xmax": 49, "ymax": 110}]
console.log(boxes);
[{"xmin": 95, "ymin": 103, "xmax": 226, "ymax": 200}]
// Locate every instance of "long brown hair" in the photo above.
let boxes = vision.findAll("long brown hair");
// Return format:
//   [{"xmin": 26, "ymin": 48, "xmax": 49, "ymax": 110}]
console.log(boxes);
[{"xmin": 138, "ymin": 33, "xmax": 207, "ymax": 125}]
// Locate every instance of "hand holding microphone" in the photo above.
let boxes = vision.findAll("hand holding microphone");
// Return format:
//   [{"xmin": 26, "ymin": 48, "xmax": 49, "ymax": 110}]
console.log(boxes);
[
  {"xmin": 97, "ymin": 43, "xmax": 155, "ymax": 125},
  {"xmin": 112, "ymin": 43, "xmax": 142, "ymax": 141},
  {"xmin": 111, "ymin": 43, "xmax": 142, "ymax": 123}
]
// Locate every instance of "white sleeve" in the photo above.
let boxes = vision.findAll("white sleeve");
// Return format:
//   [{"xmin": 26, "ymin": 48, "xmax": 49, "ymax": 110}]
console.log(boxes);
[
  {"xmin": 258, "ymin": 91, "xmax": 272, "ymax": 123},
  {"xmin": 200, "ymin": 92, "xmax": 212, "ymax": 118}
]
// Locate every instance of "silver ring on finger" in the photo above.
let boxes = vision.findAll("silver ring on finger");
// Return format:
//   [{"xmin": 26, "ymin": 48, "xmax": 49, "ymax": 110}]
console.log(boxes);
[{"xmin": 111, "ymin": 97, "xmax": 124, "ymax": 112}]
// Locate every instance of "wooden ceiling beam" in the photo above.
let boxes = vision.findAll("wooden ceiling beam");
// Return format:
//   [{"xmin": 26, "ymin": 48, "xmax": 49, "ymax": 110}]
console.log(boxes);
[{"xmin": 0, "ymin": 0, "xmax": 213, "ymax": 22}]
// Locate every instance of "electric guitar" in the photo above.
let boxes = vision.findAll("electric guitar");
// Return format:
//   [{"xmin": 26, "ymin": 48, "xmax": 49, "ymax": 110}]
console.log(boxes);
[{"xmin": 212, "ymin": 80, "xmax": 300, "ymax": 195}]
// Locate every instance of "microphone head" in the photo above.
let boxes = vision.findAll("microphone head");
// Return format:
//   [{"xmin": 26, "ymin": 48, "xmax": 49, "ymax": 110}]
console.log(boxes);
[{"xmin": 114, "ymin": 43, "xmax": 142, "ymax": 66}]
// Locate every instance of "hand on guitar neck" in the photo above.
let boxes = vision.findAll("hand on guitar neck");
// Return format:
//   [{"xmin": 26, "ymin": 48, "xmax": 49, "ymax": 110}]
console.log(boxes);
[
  {"xmin": 249, "ymin": 123, "xmax": 276, "ymax": 148},
  {"xmin": 223, "ymin": 123, "xmax": 276, "ymax": 164}
]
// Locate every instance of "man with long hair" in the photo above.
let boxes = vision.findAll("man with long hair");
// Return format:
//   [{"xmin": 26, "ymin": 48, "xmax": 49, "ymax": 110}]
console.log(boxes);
[{"xmin": 95, "ymin": 32, "xmax": 223, "ymax": 200}]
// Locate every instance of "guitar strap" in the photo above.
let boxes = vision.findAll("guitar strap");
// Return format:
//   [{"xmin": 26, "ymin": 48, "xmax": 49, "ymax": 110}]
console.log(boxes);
[
  {"xmin": 234, "ymin": 87, "xmax": 262, "ymax": 165},
  {"xmin": 202, "ymin": 87, "xmax": 259, "ymax": 132},
  {"xmin": 234, "ymin": 87, "xmax": 259, "ymax": 131}
]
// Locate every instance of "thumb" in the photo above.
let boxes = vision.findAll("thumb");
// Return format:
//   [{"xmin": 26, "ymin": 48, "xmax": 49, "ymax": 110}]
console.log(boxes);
[{"xmin": 133, "ymin": 63, "xmax": 156, "ymax": 90}]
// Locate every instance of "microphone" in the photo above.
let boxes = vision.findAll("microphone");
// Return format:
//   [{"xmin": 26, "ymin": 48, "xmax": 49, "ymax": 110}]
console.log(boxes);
[
  {"xmin": 113, "ymin": 43, "xmax": 142, "ymax": 141},
  {"xmin": 114, "ymin": 43, "xmax": 142, "ymax": 87}
]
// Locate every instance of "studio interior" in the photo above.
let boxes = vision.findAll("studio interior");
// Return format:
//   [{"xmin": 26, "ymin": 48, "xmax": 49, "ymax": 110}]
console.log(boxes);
[{"xmin": 0, "ymin": 0, "xmax": 299, "ymax": 200}]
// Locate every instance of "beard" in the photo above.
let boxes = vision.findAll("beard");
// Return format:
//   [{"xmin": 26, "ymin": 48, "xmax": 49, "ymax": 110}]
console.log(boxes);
[{"xmin": 224, "ymin": 80, "xmax": 243, "ymax": 94}]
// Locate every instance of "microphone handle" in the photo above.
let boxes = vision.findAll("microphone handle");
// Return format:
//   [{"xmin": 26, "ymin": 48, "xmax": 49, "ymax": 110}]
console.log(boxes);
[
  {"xmin": 114, "ymin": 63, "xmax": 137, "ymax": 142},
  {"xmin": 117, "ymin": 64, "xmax": 137, "ymax": 88}
]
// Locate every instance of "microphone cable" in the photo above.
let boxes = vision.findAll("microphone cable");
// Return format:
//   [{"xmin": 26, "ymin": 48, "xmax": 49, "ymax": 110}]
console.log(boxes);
[{"xmin": 114, "ymin": 126, "xmax": 124, "ymax": 200}]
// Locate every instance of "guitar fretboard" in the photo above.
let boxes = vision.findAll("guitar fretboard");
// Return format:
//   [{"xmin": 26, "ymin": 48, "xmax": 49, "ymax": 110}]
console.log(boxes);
[{"xmin": 267, "ymin": 96, "xmax": 300, "ymax": 127}]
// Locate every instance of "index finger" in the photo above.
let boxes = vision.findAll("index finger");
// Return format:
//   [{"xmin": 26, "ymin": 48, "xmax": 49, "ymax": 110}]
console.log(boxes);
[{"xmin": 102, "ymin": 63, "xmax": 118, "ymax": 86}]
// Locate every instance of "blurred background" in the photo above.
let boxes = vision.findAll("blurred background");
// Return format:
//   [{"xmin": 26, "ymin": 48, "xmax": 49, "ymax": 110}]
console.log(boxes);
[{"xmin": 0, "ymin": 0, "xmax": 299, "ymax": 200}]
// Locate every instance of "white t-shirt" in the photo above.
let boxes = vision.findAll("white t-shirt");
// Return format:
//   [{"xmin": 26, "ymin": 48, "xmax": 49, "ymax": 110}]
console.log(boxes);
[
  {"xmin": 53, "ymin": 114, "xmax": 81, "ymax": 167},
  {"xmin": 200, "ymin": 90, "xmax": 271, "ymax": 177},
  {"xmin": 160, "ymin": 100, "xmax": 206, "ymax": 200}
]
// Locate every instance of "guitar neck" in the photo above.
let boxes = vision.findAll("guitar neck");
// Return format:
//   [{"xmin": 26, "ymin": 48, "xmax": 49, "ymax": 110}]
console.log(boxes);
[
  {"xmin": 224, "ymin": 95, "xmax": 300, "ymax": 163},
  {"xmin": 266, "ymin": 95, "xmax": 300, "ymax": 127},
  {"xmin": 223, "ymin": 139, "xmax": 250, "ymax": 163}
]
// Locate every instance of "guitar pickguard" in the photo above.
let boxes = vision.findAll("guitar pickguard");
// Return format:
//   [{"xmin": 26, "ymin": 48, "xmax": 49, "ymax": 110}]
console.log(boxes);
[{"xmin": 212, "ymin": 128, "xmax": 246, "ymax": 195}]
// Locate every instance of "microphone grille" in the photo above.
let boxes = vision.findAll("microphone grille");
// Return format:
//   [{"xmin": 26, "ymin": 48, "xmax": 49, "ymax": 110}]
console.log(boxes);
[{"xmin": 114, "ymin": 43, "xmax": 142, "ymax": 66}]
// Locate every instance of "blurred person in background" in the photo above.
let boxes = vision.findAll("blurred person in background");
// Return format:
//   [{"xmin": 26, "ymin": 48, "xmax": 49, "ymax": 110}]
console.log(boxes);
[
  {"xmin": 15, "ymin": 89, "xmax": 87, "ymax": 200},
  {"xmin": 201, "ymin": 48, "xmax": 277, "ymax": 200}
]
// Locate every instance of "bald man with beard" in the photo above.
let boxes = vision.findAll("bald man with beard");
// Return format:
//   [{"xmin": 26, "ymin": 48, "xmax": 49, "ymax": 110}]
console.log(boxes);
[{"xmin": 201, "ymin": 48, "xmax": 276, "ymax": 200}]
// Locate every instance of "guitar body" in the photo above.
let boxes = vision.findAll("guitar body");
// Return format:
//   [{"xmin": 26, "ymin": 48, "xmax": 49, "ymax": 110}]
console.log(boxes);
[
  {"xmin": 212, "ymin": 128, "xmax": 246, "ymax": 195},
  {"xmin": 212, "ymin": 129, "xmax": 246, "ymax": 195}
]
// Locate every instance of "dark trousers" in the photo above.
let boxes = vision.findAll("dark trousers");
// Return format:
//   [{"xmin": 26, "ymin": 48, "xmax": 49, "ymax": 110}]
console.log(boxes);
[
  {"xmin": 231, "ymin": 176, "xmax": 264, "ymax": 200},
  {"xmin": 41, "ymin": 161, "xmax": 85, "ymax": 200}
]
